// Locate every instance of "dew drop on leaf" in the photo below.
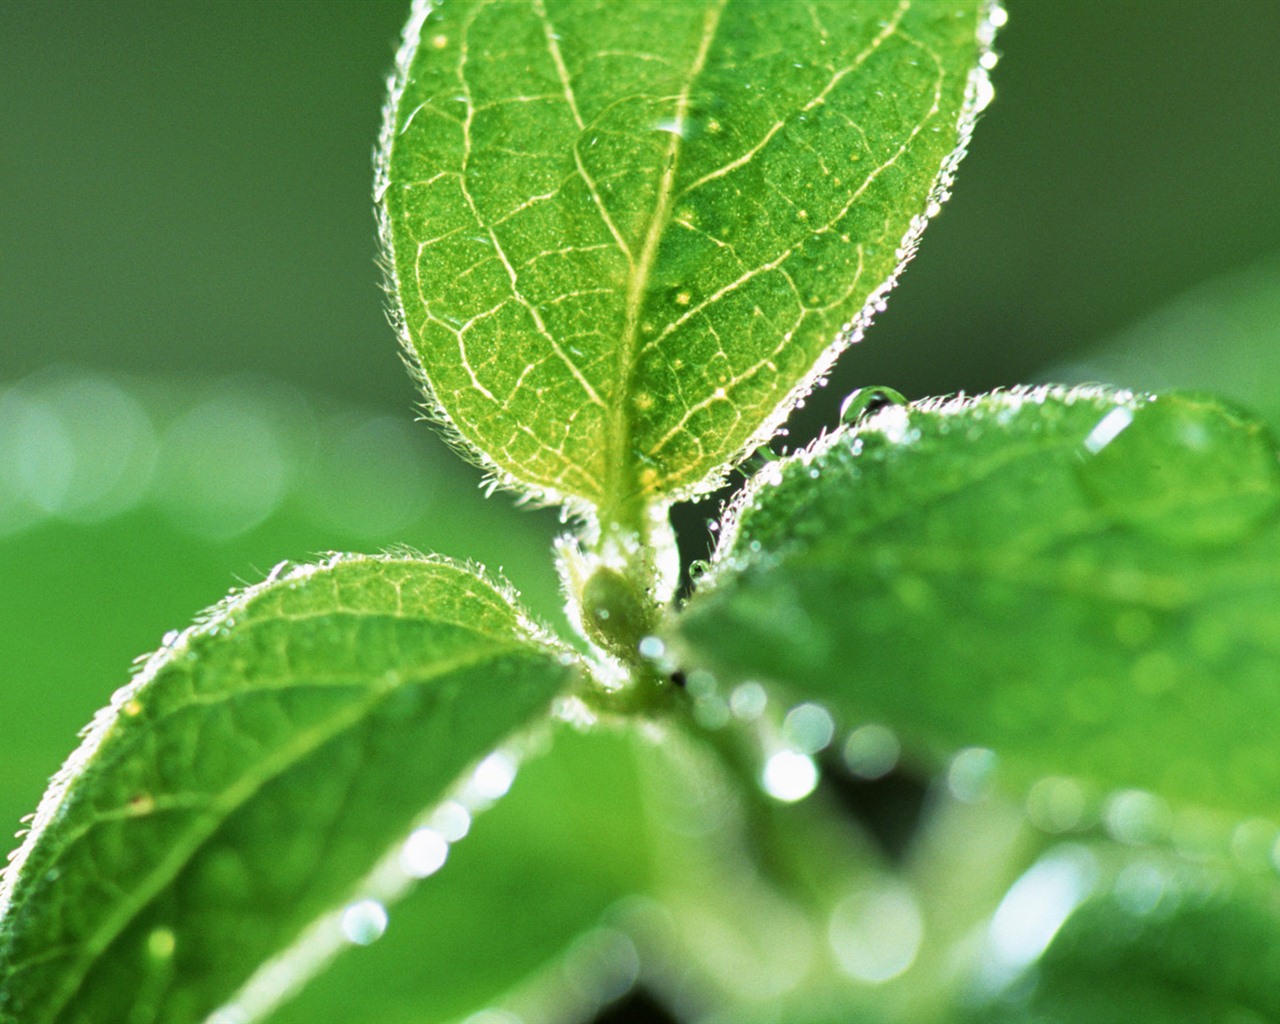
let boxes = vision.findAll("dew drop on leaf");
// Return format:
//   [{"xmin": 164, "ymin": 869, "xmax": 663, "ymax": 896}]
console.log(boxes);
[
  {"xmin": 399, "ymin": 827, "xmax": 449, "ymax": 879},
  {"xmin": 637, "ymin": 635, "xmax": 665, "ymax": 660},
  {"xmin": 782, "ymin": 702, "xmax": 835, "ymax": 754},
  {"xmin": 947, "ymin": 746, "xmax": 998, "ymax": 803},
  {"xmin": 340, "ymin": 899, "xmax": 388, "ymax": 946},
  {"xmin": 841, "ymin": 724, "xmax": 900, "ymax": 781},
  {"xmin": 1103, "ymin": 788, "xmax": 1172, "ymax": 846},
  {"xmin": 1111, "ymin": 861, "xmax": 1172, "ymax": 917},
  {"xmin": 427, "ymin": 800, "xmax": 472, "ymax": 841},
  {"xmin": 1025, "ymin": 776, "xmax": 1088, "ymax": 833},
  {"xmin": 728, "ymin": 681, "xmax": 767, "ymax": 720},
  {"xmin": 762, "ymin": 750, "xmax": 819, "ymax": 803},
  {"xmin": 464, "ymin": 750, "xmax": 518, "ymax": 804},
  {"xmin": 828, "ymin": 880, "xmax": 923, "ymax": 984}
]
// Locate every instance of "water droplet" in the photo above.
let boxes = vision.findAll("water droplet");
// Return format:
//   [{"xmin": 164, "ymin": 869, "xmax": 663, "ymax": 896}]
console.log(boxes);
[
  {"xmin": 1076, "ymin": 394, "xmax": 1280, "ymax": 546},
  {"xmin": 428, "ymin": 800, "xmax": 472, "ymax": 841},
  {"xmin": 563, "ymin": 927, "xmax": 640, "ymax": 1005},
  {"xmin": 828, "ymin": 880, "xmax": 923, "ymax": 983},
  {"xmin": 685, "ymin": 668, "xmax": 717, "ymax": 699},
  {"xmin": 1082, "ymin": 406, "xmax": 1133, "ymax": 454},
  {"xmin": 1103, "ymin": 788, "xmax": 1171, "ymax": 846},
  {"xmin": 782, "ymin": 702, "xmax": 835, "ymax": 754},
  {"xmin": 729, "ymin": 681, "xmax": 767, "ymax": 720},
  {"xmin": 692, "ymin": 696, "xmax": 730, "ymax": 730},
  {"xmin": 467, "ymin": 751, "xmax": 518, "ymax": 803},
  {"xmin": 1230, "ymin": 818, "xmax": 1278, "ymax": 873},
  {"xmin": 1025, "ymin": 776, "xmax": 1087, "ymax": 833},
  {"xmin": 947, "ymin": 747, "xmax": 998, "ymax": 803},
  {"xmin": 973, "ymin": 70, "xmax": 996, "ymax": 113},
  {"xmin": 400, "ymin": 827, "xmax": 449, "ymax": 878},
  {"xmin": 340, "ymin": 899, "xmax": 388, "ymax": 946},
  {"xmin": 637, "ymin": 636, "xmax": 665, "ymax": 660},
  {"xmin": 841, "ymin": 387, "xmax": 907, "ymax": 425},
  {"xmin": 842, "ymin": 724, "xmax": 899, "ymax": 780},
  {"xmin": 762, "ymin": 750, "xmax": 819, "ymax": 802},
  {"xmin": 1112, "ymin": 860, "xmax": 1172, "ymax": 917}
]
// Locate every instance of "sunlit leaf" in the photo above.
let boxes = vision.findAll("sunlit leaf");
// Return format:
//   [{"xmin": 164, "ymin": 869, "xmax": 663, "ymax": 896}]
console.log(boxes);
[
  {"xmin": 675, "ymin": 386, "xmax": 1280, "ymax": 819},
  {"xmin": 0, "ymin": 554, "xmax": 576, "ymax": 1024},
  {"xmin": 379, "ymin": 0, "xmax": 996, "ymax": 520}
]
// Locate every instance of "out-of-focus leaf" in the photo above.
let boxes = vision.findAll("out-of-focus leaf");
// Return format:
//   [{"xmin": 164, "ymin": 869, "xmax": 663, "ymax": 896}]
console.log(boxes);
[
  {"xmin": 976, "ymin": 863, "xmax": 1280, "ymax": 1023},
  {"xmin": 267, "ymin": 722, "xmax": 655, "ymax": 1024},
  {"xmin": 675, "ymin": 386, "xmax": 1280, "ymax": 819},
  {"xmin": 380, "ymin": 0, "xmax": 996, "ymax": 517},
  {"xmin": 1050, "ymin": 249, "xmax": 1280, "ymax": 430},
  {"xmin": 0, "ymin": 554, "xmax": 575, "ymax": 1024}
]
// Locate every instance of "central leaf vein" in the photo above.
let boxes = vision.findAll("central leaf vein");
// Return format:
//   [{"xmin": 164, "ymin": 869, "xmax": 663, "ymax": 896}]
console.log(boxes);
[{"xmin": 606, "ymin": 0, "xmax": 728, "ymax": 522}]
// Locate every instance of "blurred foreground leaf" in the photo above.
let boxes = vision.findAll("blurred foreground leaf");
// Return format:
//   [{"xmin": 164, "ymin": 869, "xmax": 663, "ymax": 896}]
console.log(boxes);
[
  {"xmin": 268, "ymin": 722, "xmax": 655, "ymax": 1024},
  {"xmin": 675, "ymin": 387, "xmax": 1280, "ymax": 820},
  {"xmin": 1050, "ymin": 250, "xmax": 1280, "ymax": 430},
  {"xmin": 977, "ymin": 865, "xmax": 1280, "ymax": 1023},
  {"xmin": 0, "ymin": 555, "xmax": 574, "ymax": 1024}
]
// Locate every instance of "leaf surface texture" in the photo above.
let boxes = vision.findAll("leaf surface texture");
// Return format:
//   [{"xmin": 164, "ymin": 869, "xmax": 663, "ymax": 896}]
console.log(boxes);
[
  {"xmin": 676, "ymin": 387, "xmax": 1280, "ymax": 818},
  {"xmin": 0, "ymin": 554, "xmax": 575, "ymax": 1024},
  {"xmin": 381, "ymin": 0, "xmax": 993, "ymax": 514}
]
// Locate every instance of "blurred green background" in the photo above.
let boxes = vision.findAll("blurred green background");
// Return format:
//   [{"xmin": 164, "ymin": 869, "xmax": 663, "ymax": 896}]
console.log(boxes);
[{"xmin": 2, "ymin": 0, "xmax": 1279, "ymax": 1019}]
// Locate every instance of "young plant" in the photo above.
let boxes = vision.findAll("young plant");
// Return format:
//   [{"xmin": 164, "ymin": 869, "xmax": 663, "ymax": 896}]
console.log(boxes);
[{"xmin": 5, "ymin": 2, "xmax": 1280, "ymax": 1023}]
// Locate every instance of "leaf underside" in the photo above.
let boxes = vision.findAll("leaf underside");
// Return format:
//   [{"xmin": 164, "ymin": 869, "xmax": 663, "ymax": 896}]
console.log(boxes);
[
  {"xmin": 381, "ymin": 0, "xmax": 991, "ymax": 514},
  {"xmin": 0, "ymin": 555, "xmax": 575, "ymax": 1024},
  {"xmin": 675, "ymin": 386, "xmax": 1280, "ymax": 820}
]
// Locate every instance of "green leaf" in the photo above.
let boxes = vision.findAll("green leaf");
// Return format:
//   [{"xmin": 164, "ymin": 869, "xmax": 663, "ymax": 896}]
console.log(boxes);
[
  {"xmin": 976, "ymin": 857, "xmax": 1280, "ymax": 1023},
  {"xmin": 266, "ymin": 722, "xmax": 656, "ymax": 1024},
  {"xmin": 674, "ymin": 386, "xmax": 1280, "ymax": 820},
  {"xmin": 0, "ymin": 554, "xmax": 576, "ymax": 1024},
  {"xmin": 1049, "ymin": 248, "xmax": 1280, "ymax": 432},
  {"xmin": 379, "ymin": 0, "xmax": 996, "ymax": 520}
]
